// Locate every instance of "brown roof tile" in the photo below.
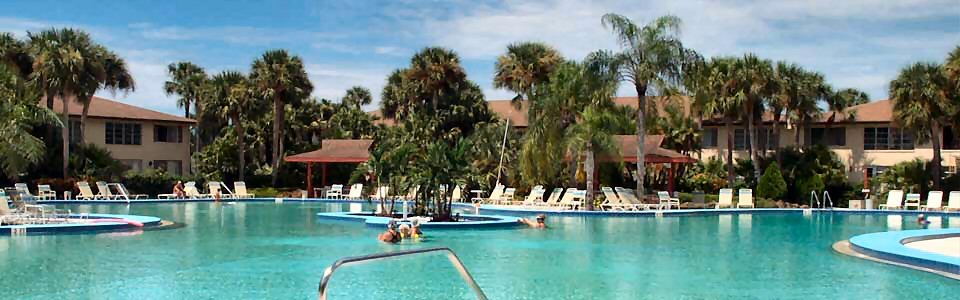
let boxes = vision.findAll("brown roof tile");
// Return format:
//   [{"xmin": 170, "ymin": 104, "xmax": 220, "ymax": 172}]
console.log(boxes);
[
  {"xmin": 48, "ymin": 96, "xmax": 195, "ymax": 123},
  {"xmin": 285, "ymin": 139, "xmax": 374, "ymax": 163}
]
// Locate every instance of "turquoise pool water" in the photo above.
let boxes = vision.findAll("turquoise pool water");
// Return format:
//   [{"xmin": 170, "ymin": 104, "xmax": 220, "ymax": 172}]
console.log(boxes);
[{"xmin": 1, "ymin": 202, "xmax": 958, "ymax": 299}]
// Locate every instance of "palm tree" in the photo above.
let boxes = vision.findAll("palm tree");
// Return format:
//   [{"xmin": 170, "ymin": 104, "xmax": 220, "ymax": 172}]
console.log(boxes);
[
  {"xmin": 250, "ymin": 49, "xmax": 313, "ymax": 186},
  {"xmin": 788, "ymin": 71, "xmax": 827, "ymax": 146},
  {"xmin": 406, "ymin": 47, "xmax": 467, "ymax": 113},
  {"xmin": 602, "ymin": 14, "xmax": 691, "ymax": 197},
  {"xmin": 341, "ymin": 86, "xmax": 372, "ymax": 109},
  {"xmin": 566, "ymin": 107, "xmax": 621, "ymax": 209},
  {"xmin": 0, "ymin": 33, "xmax": 32, "ymax": 79},
  {"xmin": 493, "ymin": 42, "xmax": 564, "ymax": 106},
  {"xmin": 732, "ymin": 54, "xmax": 778, "ymax": 180},
  {"xmin": 825, "ymin": 87, "xmax": 868, "ymax": 128},
  {"xmin": 772, "ymin": 61, "xmax": 804, "ymax": 163},
  {"xmin": 208, "ymin": 71, "xmax": 260, "ymax": 181},
  {"xmin": 0, "ymin": 58, "xmax": 60, "ymax": 180},
  {"xmin": 889, "ymin": 62, "xmax": 956, "ymax": 190},
  {"xmin": 946, "ymin": 47, "xmax": 960, "ymax": 131},
  {"xmin": 27, "ymin": 28, "xmax": 100, "ymax": 178},
  {"xmin": 164, "ymin": 61, "xmax": 208, "ymax": 154},
  {"xmin": 78, "ymin": 46, "xmax": 135, "ymax": 141}
]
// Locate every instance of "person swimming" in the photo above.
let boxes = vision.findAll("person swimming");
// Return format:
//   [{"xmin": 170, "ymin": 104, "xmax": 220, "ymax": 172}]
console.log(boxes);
[
  {"xmin": 410, "ymin": 219, "xmax": 424, "ymax": 238},
  {"xmin": 378, "ymin": 220, "xmax": 401, "ymax": 243},
  {"xmin": 917, "ymin": 214, "xmax": 931, "ymax": 225},
  {"xmin": 518, "ymin": 214, "xmax": 547, "ymax": 229},
  {"xmin": 398, "ymin": 223, "xmax": 411, "ymax": 238}
]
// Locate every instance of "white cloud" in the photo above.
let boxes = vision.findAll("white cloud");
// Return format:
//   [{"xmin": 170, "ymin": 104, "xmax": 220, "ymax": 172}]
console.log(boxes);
[
  {"xmin": 305, "ymin": 63, "xmax": 394, "ymax": 110},
  {"xmin": 132, "ymin": 23, "xmax": 348, "ymax": 45}
]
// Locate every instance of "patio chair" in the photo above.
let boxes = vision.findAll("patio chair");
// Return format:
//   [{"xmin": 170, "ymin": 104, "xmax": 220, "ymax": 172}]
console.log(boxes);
[
  {"xmin": 36, "ymin": 184, "xmax": 57, "ymax": 200},
  {"xmin": 95, "ymin": 181, "xmax": 118, "ymax": 200},
  {"xmin": 371, "ymin": 186, "xmax": 389, "ymax": 200},
  {"xmin": 878, "ymin": 190, "xmax": 904, "ymax": 210},
  {"xmin": 475, "ymin": 185, "xmax": 504, "ymax": 204},
  {"xmin": 208, "ymin": 181, "xmax": 235, "ymax": 199},
  {"xmin": 558, "ymin": 188, "xmax": 583, "ymax": 210},
  {"xmin": 600, "ymin": 186, "xmax": 628, "ymax": 211},
  {"xmin": 716, "ymin": 189, "xmax": 734, "ymax": 209},
  {"xmin": 0, "ymin": 190, "xmax": 30, "ymax": 224},
  {"xmin": 945, "ymin": 191, "xmax": 960, "ymax": 212},
  {"xmin": 451, "ymin": 185, "xmax": 463, "ymax": 202},
  {"xmin": 346, "ymin": 183, "xmax": 363, "ymax": 200},
  {"xmin": 184, "ymin": 182, "xmax": 208, "ymax": 199},
  {"xmin": 657, "ymin": 191, "xmax": 680, "ymax": 210},
  {"xmin": 920, "ymin": 191, "xmax": 943, "ymax": 211},
  {"xmin": 615, "ymin": 187, "xmax": 650, "ymax": 210},
  {"xmin": 234, "ymin": 181, "xmax": 255, "ymax": 198},
  {"xmin": 522, "ymin": 186, "xmax": 545, "ymax": 207},
  {"xmin": 737, "ymin": 189, "xmax": 755, "ymax": 208},
  {"xmin": 76, "ymin": 182, "xmax": 98, "ymax": 200},
  {"xmin": 327, "ymin": 184, "xmax": 344, "ymax": 199},
  {"xmin": 543, "ymin": 188, "xmax": 564, "ymax": 208},
  {"xmin": 114, "ymin": 183, "xmax": 148, "ymax": 200},
  {"xmin": 499, "ymin": 187, "xmax": 516, "ymax": 205},
  {"xmin": 14, "ymin": 183, "xmax": 38, "ymax": 200}
]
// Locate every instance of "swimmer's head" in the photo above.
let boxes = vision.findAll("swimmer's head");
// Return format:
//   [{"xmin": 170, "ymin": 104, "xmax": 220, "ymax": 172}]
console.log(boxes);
[
  {"xmin": 411, "ymin": 219, "xmax": 420, "ymax": 227},
  {"xmin": 399, "ymin": 223, "xmax": 410, "ymax": 231},
  {"xmin": 536, "ymin": 214, "xmax": 546, "ymax": 223},
  {"xmin": 387, "ymin": 220, "xmax": 397, "ymax": 230}
]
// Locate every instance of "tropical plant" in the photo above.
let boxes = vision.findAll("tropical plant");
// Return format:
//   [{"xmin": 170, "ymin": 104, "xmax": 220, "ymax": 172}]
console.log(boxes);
[
  {"xmin": 0, "ymin": 32, "xmax": 32, "ymax": 78},
  {"xmin": 206, "ymin": 71, "xmax": 263, "ymax": 181},
  {"xmin": 602, "ymin": 13, "xmax": 694, "ymax": 197},
  {"xmin": 0, "ymin": 64, "xmax": 61, "ymax": 179},
  {"xmin": 164, "ymin": 61, "xmax": 208, "ymax": 153},
  {"xmin": 78, "ymin": 45, "xmax": 135, "ymax": 141},
  {"xmin": 408, "ymin": 139, "xmax": 471, "ymax": 220},
  {"xmin": 493, "ymin": 41, "xmax": 564, "ymax": 105},
  {"xmin": 250, "ymin": 49, "xmax": 314, "ymax": 186},
  {"xmin": 691, "ymin": 57, "xmax": 741, "ymax": 186},
  {"xmin": 872, "ymin": 159, "xmax": 931, "ymax": 196},
  {"xmin": 889, "ymin": 62, "xmax": 956, "ymax": 190},
  {"xmin": 732, "ymin": 54, "xmax": 778, "ymax": 180},
  {"xmin": 756, "ymin": 162, "xmax": 787, "ymax": 200},
  {"xmin": 341, "ymin": 86, "xmax": 372, "ymax": 109},
  {"xmin": 69, "ymin": 143, "xmax": 128, "ymax": 180},
  {"xmin": 566, "ymin": 107, "xmax": 622, "ymax": 209},
  {"xmin": 788, "ymin": 71, "xmax": 829, "ymax": 145},
  {"xmin": 27, "ymin": 28, "xmax": 100, "ymax": 178}
]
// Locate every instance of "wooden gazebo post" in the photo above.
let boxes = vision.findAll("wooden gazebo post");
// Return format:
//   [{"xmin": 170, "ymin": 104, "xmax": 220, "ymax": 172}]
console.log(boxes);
[{"xmin": 307, "ymin": 163, "xmax": 313, "ymax": 197}]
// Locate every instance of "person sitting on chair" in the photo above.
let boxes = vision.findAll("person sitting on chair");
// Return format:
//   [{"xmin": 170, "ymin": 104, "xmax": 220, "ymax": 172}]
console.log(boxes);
[{"xmin": 173, "ymin": 181, "xmax": 185, "ymax": 199}]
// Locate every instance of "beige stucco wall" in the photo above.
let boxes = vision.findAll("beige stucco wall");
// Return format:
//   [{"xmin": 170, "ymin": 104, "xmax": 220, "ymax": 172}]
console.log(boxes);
[
  {"xmin": 80, "ymin": 118, "xmax": 192, "ymax": 175},
  {"xmin": 699, "ymin": 123, "xmax": 960, "ymax": 183}
]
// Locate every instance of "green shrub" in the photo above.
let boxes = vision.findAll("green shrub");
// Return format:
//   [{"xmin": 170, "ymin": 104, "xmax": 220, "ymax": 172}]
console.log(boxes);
[
  {"xmin": 757, "ymin": 163, "xmax": 787, "ymax": 200},
  {"xmin": 124, "ymin": 170, "xmax": 182, "ymax": 197},
  {"xmin": 797, "ymin": 174, "xmax": 824, "ymax": 206}
]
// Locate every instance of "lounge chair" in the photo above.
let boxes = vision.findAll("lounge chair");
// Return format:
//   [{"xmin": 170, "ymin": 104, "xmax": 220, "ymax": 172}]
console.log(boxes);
[
  {"xmin": 0, "ymin": 190, "xmax": 29, "ymax": 224},
  {"xmin": 345, "ymin": 183, "xmax": 363, "ymax": 200},
  {"xmin": 600, "ymin": 187, "xmax": 626, "ymax": 211},
  {"xmin": 95, "ymin": 181, "xmax": 118, "ymax": 200},
  {"xmin": 475, "ymin": 185, "xmax": 504, "ymax": 204},
  {"xmin": 208, "ymin": 181, "xmax": 235, "ymax": 199},
  {"xmin": 451, "ymin": 185, "xmax": 463, "ymax": 202},
  {"xmin": 716, "ymin": 189, "xmax": 733, "ymax": 209},
  {"xmin": 499, "ymin": 188, "xmax": 516, "ymax": 205},
  {"xmin": 234, "ymin": 181, "xmax": 255, "ymax": 198},
  {"xmin": 737, "ymin": 189, "xmax": 755, "ymax": 208},
  {"xmin": 657, "ymin": 191, "xmax": 680, "ymax": 210},
  {"xmin": 945, "ymin": 191, "xmax": 960, "ymax": 212},
  {"xmin": 14, "ymin": 183, "xmax": 38, "ymax": 201},
  {"xmin": 878, "ymin": 190, "xmax": 904, "ymax": 210},
  {"xmin": 558, "ymin": 188, "xmax": 583, "ymax": 210},
  {"xmin": 36, "ymin": 185, "xmax": 57, "ymax": 200},
  {"xmin": 522, "ymin": 186, "xmax": 545, "ymax": 207},
  {"xmin": 920, "ymin": 191, "xmax": 943, "ymax": 211},
  {"xmin": 615, "ymin": 187, "xmax": 650, "ymax": 210},
  {"xmin": 371, "ymin": 186, "xmax": 389, "ymax": 200},
  {"xmin": 114, "ymin": 183, "xmax": 148, "ymax": 200},
  {"xmin": 543, "ymin": 188, "xmax": 564, "ymax": 208},
  {"xmin": 327, "ymin": 184, "xmax": 344, "ymax": 199},
  {"xmin": 76, "ymin": 182, "xmax": 98, "ymax": 200},
  {"xmin": 184, "ymin": 182, "xmax": 208, "ymax": 199}
]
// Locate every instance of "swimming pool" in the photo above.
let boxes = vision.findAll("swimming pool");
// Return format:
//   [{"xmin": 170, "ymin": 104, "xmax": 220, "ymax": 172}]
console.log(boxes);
[{"xmin": 1, "ymin": 202, "xmax": 958, "ymax": 299}]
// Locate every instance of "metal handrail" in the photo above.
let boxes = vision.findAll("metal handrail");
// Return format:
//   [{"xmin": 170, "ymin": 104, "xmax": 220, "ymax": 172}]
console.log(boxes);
[
  {"xmin": 822, "ymin": 190, "xmax": 833, "ymax": 209},
  {"xmin": 318, "ymin": 247, "xmax": 488, "ymax": 300}
]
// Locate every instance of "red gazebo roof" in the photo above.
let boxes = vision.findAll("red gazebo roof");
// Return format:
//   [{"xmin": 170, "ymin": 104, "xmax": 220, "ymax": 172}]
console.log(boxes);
[
  {"xmin": 614, "ymin": 135, "xmax": 696, "ymax": 164},
  {"xmin": 285, "ymin": 139, "xmax": 373, "ymax": 163}
]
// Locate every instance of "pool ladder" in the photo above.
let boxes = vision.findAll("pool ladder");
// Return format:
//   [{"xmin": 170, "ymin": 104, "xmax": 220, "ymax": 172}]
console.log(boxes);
[
  {"xmin": 809, "ymin": 191, "xmax": 833, "ymax": 209},
  {"xmin": 317, "ymin": 247, "xmax": 488, "ymax": 300}
]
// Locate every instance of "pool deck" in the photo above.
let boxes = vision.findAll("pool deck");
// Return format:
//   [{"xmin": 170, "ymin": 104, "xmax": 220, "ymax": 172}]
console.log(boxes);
[{"xmin": 839, "ymin": 228, "xmax": 960, "ymax": 280}]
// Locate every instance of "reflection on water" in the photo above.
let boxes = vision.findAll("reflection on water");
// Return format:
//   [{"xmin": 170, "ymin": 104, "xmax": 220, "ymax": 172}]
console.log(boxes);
[{"xmin": 887, "ymin": 215, "xmax": 903, "ymax": 230}]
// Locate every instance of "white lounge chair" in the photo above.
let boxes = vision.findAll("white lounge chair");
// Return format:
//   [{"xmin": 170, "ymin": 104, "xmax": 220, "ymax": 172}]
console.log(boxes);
[
  {"xmin": 522, "ymin": 186, "xmax": 545, "ymax": 207},
  {"xmin": 76, "ymin": 182, "xmax": 98, "ymax": 200},
  {"xmin": 920, "ymin": 191, "xmax": 943, "ymax": 211},
  {"xmin": 234, "ymin": 181, "xmax": 255, "ymax": 198},
  {"xmin": 558, "ymin": 188, "xmax": 583, "ymax": 210},
  {"xmin": 737, "ymin": 189, "xmax": 755, "ymax": 208},
  {"xmin": 945, "ymin": 191, "xmax": 960, "ymax": 212},
  {"xmin": 114, "ymin": 183, "xmax": 148, "ymax": 200},
  {"xmin": 716, "ymin": 188, "xmax": 734, "ymax": 209},
  {"xmin": 371, "ymin": 186, "xmax": 389, "ymax": 200},
  {"xmin": 499, "ymin": 188, "xmax": 516, "ymax": 205},
  {"xmin": 14, "ymin": 183, "xmax": 38, "ymax": 201},
  {"xmin": 600, "ymin": 187, "xmax": 625, "ymax": 211},
  {"xmin": 346, "ymin": 183, "xmax": 363, "ymax": 200},
  {"xmin": 36, "ymin": 185, "xmax": 57, "ymax": 200},
  {"xmin": 543, "ymin": 188, "xmax": 564, "ymax": 208},
  {"xmin": 95, "ymin": 181, "xmax": 118, "ymax": 200},
  {"xmin": 451, "ymin": 185, "xmax": 463, "ymax": 202},
  {"xmin": 208, "ymin": 181, "xmax": 235, "ymax": 199},
  {"xmin": 878, "ymin": 190, "xmax": 904, "ymax": 210},
  {"xmin": 184, "ymin": 182, "xmax": 208, "ymax": 199},
  {"xmin": 615, "ymin": 187, "xmax": 650, "ymax": 210},
  {"xmin": 476, "ymin": 185, "xmax": 504, "ymax": 204},
  {"xmin": 326, "ymin": 184, "xmax": 344, "ymax": 199},
  {"xmin": 657, "ymin": 191, "xmax": 680, "ymax": 210}
]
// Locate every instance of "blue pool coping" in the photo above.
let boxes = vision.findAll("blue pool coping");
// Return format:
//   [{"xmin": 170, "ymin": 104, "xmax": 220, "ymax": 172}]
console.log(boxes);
[
  {"xmin": 0, "ymin": 213, "xmax": 162, "ymax": 235},
  {"xmin": 848, "ymin": 228, "xmax": 960, "ymax": 276},
  {"xmin": 316, "ymin": 211, "xmax": 522, "ymax": 229}
]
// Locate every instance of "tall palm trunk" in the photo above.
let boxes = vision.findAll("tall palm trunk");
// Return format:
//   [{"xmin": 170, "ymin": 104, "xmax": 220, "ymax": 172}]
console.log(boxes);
[
  {"xmin": 60, "ymin": 93, "xmax": 71, "ymax": 178},
  {"xmin": 234, "ymin": 114, "xmax": 245, "ymax": 181},
  {"xmin": 772, "ymin": 113, "xmax": 783, "ymax": 166},
  {"xmin": 635, "ymin": 84, "xmax": 647, "ymax": 198},
  {"xmin": 80, "ymin": 98, "xmax": 91, "ymax": 142},
  {"xmin": 194, "ymin": 98, "xmax": 202, "ymax": 155},
  {"xmin": 271, "ymin": 94, "xmax": 282, "ymax": 186},
  {"xmin": 746, "ymin": 101, "xmax": 762, "ymax": 181},
  {"xmin": 585, "ymin": 148, "xmax": 595, "ymax": 211},
  {"xmin": 931, "ymin": 123, "xmax": 942, "ymax": 190},
  {"xmin": 725, "ymin": 118, "xmax": 735, "ymax": 187}
]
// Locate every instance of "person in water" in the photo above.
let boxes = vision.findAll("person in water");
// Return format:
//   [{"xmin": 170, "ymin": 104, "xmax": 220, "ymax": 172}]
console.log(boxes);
[
  {"xmin": 410, "ymin": 219, "xmax": 424, "ymax": 238},
  {"xmin": 518, "ymin": 214, "xmax": 547, "ymax": 228},
  {"xmin": 378, "ymin": 220, "xmax": 401, "ymax": 243},
  {"xmin": 917, "ymin": 214, "xmax": 931, "ymax": 225},
  {"xmin": 173, "ymin": 181, "xmax": 185, "ymax": 199},
  {"xmin": 398, "ymin": 224, "xmax": 411, "ymax": 238}
]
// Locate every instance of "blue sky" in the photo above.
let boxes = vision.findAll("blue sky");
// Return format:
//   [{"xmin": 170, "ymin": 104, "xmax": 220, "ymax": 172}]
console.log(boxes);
[{"xmin": 2, "ymin": 0, "xmax": 958, "ymax": 115}]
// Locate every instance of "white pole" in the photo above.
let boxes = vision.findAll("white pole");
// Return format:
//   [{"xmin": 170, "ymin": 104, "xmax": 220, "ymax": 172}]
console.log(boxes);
[{"xmin": 495, "ymin": 118, "xmax": 510, "ymax": 186}]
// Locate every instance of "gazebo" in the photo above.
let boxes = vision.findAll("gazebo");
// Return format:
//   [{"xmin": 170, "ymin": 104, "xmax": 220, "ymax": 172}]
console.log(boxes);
[
  {"xmin": 285, "ymin": 139, "xmax": 373, "ymax": 197},
  {"xmin": 612, "ymin": 135, "xmax": 697, "ymax": 193}
]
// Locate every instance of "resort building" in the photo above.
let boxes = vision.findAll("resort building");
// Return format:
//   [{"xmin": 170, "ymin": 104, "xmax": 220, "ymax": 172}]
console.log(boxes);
[
  {"xmin": 372, "ymin": 97, "xmax": 960, "ymax": 184},
  {"xmin": 50, "ymin": 96, "xmax": 195, "ymax": 175}
]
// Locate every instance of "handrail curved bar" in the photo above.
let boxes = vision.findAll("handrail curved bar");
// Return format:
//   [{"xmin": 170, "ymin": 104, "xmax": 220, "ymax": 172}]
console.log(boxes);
[{"xmin": 318, "ymin": 247, "xmax": 488, "ymax": 300}]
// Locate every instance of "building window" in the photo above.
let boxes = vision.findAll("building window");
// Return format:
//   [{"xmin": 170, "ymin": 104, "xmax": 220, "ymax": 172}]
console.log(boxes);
[
  {"xmin": 864, "ymin": 127, "xmax": 912, "ymax": 150},
  {"xmin": 154, "ymin": 125, "xmax": 183, "ymax": 143},
  {"xmin": 105, "ymin": 122, "xmax": 142, "ymax": 145},
  {"xmin": 69, "ymin": 120, "xmax": 82, "ymax": 144},
  {"xmin": 807, "ymin": 127, "xmax": 846, "ymax": 146},
  {"xmin": 153, "ymin": 160, "xmax": 183, "ymax": 175},
  {"xmin": 733, "ymin": 128, "xmax": 777, "ymax": 150},
  {"xmin": 701, "ymin": 128, "xmax": 718, "ymax": 147},
  {"xmin": 120, "ymin": 159, "xmax": 142, "ymax": 172}
]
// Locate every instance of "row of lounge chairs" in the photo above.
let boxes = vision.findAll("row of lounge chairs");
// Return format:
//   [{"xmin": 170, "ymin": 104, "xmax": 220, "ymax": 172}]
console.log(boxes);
[
  {"xmin": 878, "ymin": 190, "xmax": 960, "ymax": 211},
  {"xmin": 1, "ymin": 189, "xmax": 71, "ymax": 225},
  {"xmin": 325, "ymin": 184, "xmax": 468, "ymax": 202},
  {"xmin": 9, "ymin": 181, "xmax": 257, "ymax": 201}
]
